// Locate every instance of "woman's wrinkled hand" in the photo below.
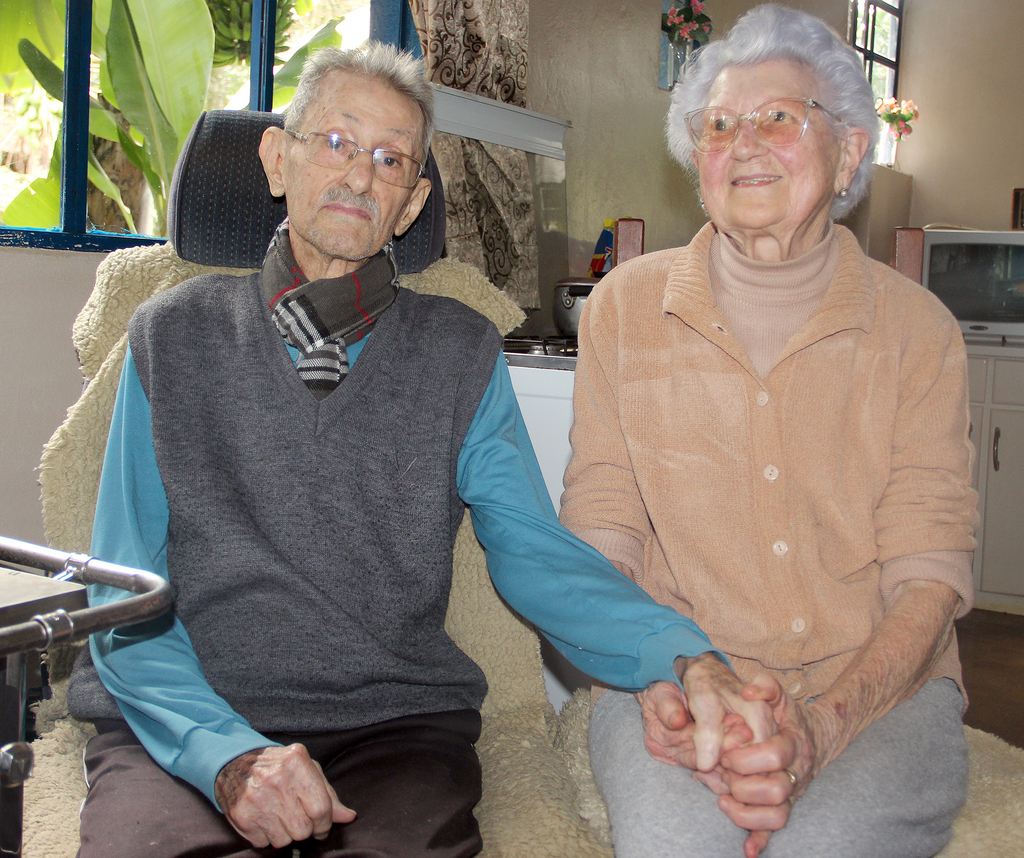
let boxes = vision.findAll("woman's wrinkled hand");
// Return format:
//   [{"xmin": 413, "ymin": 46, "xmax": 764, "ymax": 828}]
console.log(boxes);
[{"xmin": 715, "ymin": 674, "xmax": 836, "ymax": 858}]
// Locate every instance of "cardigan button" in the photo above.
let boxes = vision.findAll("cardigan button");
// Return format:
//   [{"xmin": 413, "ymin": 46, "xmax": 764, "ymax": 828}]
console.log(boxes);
[
  {"xmin": 764, "ymin": 465, "xmax": 780, "ymax": 481},
  {"xmin": 772, "ymin": 540, "xmax": 789, "ymax": 557},
  {"xmin": 791, "ymin": 617, "xmax": 806, "ymax": 633},
  {"xmin": 756, "ymin": 390, "xmax": 769, "ymax": 407}
]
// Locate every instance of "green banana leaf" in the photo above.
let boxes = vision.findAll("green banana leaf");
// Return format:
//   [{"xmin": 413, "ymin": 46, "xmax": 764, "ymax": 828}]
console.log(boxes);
[
  {"xmin": 17, "ymin": 37, "xmax": 137, "ymax": 148},
  {"xmin": 1, "ymin": 177, "xmax": 61, "ymax": 229},
  {"xmin": 99, "ymin": 49, "xmax": 120, "ymax": 112},
  {"xmin": 271, "ymin": 19, "xmax": 344, "ymax": 109},
  {"xmin": 16, "ymin": 39, "xmax": 63, "ymax": 100},
  {"xmin": 2, "ymin": 153, "xmax": 137, "ymax": 233},
  {"xmin": 0, "ymin": 0, "xmax": 62, "ymax": 83},
  {"xmin": 116, "ymin": 125, "xmax": 164, "ymax": 204},
  {"xmin": 90, "ymin": 106, "xmax": 124, "ymax": 143},
  {"xmin": 93, "ymin": 0, "xmax": 114, "ymax": 46},
  {"xmin": 104, "ymin": 0, "xmax": 181, "ymax": 192},
  {"xmin": 121, "ymin": 0, "xmax": 213, "ymax": 149},
  {"xmin": 0, "ymin": 95, "xmax": 63, "ymax": 228},
  {"xmin": 273, "ymin": 19, "xmax": 344, "ymax": 89}
]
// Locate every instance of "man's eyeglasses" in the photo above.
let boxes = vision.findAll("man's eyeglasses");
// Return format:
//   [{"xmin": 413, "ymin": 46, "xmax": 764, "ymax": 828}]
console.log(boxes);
[
  {"xmin": 285, "ymin": 129, "xmax": 425, "ymax": 188},
  {"xmin": 684, "ymin": 98, "xmax": 844, "ymax": 154}
]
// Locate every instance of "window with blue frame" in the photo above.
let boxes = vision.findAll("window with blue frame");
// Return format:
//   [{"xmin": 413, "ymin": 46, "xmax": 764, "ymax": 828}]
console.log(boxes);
[{"xmin": 0, "ymin": 0, "xmax": 411, "ymax": 252}]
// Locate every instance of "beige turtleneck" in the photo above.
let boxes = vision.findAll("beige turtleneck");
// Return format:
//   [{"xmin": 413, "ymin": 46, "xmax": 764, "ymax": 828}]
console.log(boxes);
[{"xmin": 709, "ymin": 225, "xmax": 839, "ymax": 377}]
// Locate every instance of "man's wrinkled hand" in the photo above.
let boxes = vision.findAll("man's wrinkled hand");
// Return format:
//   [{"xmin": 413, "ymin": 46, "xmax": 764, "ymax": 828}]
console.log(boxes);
[
  {"xmin": 679, "ymin": 653, "xmax": 776, "ymax": 772},
  {"xmin": 214, "ymin": 744, "xmax": 356, "ymax": 848},
  {"xmin": 637, "ymin": 681, "xmax": 752, "ymax": 774},
  {"xmin": 638, "ymin": 653, "xmax": 777, "ymax": 804}
]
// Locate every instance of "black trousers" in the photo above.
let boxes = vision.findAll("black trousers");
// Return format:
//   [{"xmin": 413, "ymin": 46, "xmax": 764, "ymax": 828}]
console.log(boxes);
[{"xmin": 77, "ymin": 710, "xmax": 483, "ymax": 858}]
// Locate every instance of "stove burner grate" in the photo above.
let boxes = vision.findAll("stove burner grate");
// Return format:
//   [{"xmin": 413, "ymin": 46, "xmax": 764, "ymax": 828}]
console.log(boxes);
[{"xmin": 503, "ymin": 335, "xmax": 579, "ymax": 358}]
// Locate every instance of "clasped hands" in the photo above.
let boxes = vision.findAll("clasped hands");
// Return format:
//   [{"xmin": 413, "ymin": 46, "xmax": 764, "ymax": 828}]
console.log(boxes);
[{"xmin": 639, "ymin": 653, "xmax": 828, "ymax": 858}]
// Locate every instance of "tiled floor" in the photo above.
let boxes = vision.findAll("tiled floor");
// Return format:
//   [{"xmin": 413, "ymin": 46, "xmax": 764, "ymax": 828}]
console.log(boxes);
[{"xmin": 955, "ymin": 608, "xmax": 1024, "ymax": 748}]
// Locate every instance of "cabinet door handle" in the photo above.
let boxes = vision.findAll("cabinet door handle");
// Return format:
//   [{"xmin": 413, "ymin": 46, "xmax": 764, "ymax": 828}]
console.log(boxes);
[{"xmin": 993, "ymin": 426, "xmax": 1001, "ymax": 472}]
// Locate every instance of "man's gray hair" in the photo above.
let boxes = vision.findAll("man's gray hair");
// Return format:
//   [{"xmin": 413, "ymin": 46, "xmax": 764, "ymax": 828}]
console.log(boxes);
[
  {"xmin": 285, "ymin": 41, "xmax": 435, "ymax": 161},
  {"xmin": 666, "ymin": 4, "xmax": 878, "ymax": 219}
]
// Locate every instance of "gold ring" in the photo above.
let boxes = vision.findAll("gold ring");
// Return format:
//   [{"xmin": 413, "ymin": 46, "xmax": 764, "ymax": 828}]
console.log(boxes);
[{"xmin": 784, "ymin": 768, "xmax": 798, "ymax": 787}]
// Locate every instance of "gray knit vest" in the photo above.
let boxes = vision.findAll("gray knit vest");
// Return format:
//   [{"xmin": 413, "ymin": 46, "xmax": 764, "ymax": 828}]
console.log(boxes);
[{"xmin": 69, "ymin": 271, "xmax": 501, "ymax": 732}]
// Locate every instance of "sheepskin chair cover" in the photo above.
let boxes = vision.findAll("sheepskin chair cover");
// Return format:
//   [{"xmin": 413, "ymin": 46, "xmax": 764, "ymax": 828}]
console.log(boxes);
[{"xmin": 30, "ymin": 241, "xmax": 612, "ymax": 858}]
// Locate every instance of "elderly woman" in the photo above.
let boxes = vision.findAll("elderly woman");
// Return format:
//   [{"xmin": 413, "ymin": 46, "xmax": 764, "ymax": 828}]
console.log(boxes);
[{"xmin": 559, "ymin": 5, "xmax": 977, "ymax": 858}]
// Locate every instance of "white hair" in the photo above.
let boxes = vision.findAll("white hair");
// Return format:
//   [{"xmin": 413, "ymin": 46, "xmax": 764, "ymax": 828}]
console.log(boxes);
[
  {"xmin": 286, "ymin": 42, "xmax": 434, "ymax": 161},
  {"xmin": 666, "ymin": 4, "xmax": 878, "ymax": 218}
]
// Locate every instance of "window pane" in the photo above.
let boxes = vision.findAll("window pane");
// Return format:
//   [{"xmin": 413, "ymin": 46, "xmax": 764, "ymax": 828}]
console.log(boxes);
[
  {"xmin": 853, "ymin": 0, "xmax": 870, "ymax": 50},
  {"xmin": 870, "ymin": 65, "xmax": 895, "ymax": 104},
  {"xmin": 0, "ymin": 0, "xmax": 65, "ymax": 229},
  {"xmin": 87, "ymin": 0, "xmax": 217, "ymax": 237},
  {"xmin": 852, "ymin": 0, "xmax": 902, "ymax": 167},
  {"xmin": 872, "ymin": 9, "xmax": 899, "ymax": 62},
  {"xmin": 874, "ymin": 65, "xmax": 898, "ymax": 166},
  {"xmin": 267, "ymin": 1, "xmax": 372, "ymax": 115}
]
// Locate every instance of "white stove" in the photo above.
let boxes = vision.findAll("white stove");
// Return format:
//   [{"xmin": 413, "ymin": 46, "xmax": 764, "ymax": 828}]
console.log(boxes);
[{"xmin": 504, "ymin": 334, "xmax": 578, "ymax": 509}]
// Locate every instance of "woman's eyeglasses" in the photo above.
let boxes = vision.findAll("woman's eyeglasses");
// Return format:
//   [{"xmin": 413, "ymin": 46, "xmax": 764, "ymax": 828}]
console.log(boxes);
[
  {"xmin": 285, "ymin": 130, "xmax": 425, "ymax": 188},
  {"xmin": 684, "ymin": 98, "xmax": 843, "ymax": 154}
]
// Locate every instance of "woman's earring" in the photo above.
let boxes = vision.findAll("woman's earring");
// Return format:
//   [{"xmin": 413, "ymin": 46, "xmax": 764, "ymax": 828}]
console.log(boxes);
[{"xmin": 837, "ymin": 187, "xmax": 848, "ymax": 198}]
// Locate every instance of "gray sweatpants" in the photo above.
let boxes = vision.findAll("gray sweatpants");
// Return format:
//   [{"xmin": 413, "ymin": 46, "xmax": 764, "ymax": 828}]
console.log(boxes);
[{"xmin": 590, "ymin": 679, "xmax": 968, "ymax": 858}]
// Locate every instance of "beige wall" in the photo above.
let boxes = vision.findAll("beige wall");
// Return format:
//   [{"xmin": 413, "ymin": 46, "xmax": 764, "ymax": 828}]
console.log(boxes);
[
  {"xmin": 0, "ymin": 247, "xmax": 102, "ymax": 545},
  {"xmin": 697, "ymin": 0, "xmax": 848, "ymax": 38},
  {"xmin": 899, "ymin": 0, "xmax": 1024, "ymax": 230},
  {"xmin": 527, "ymin": 0, "xmax": 704, "ymax": 273}
]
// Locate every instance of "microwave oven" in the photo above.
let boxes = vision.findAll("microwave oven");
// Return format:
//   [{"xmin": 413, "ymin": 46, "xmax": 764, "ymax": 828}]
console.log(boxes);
[{"xmin": 892, "ymin": 227, "xmax": 1024, "ymax": 343}]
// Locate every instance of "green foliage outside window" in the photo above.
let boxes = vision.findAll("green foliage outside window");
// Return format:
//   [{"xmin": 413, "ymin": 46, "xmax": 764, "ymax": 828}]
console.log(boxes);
[{"xmin": 0, "ymin": 0, "xmax": 341, "ymax": 237}]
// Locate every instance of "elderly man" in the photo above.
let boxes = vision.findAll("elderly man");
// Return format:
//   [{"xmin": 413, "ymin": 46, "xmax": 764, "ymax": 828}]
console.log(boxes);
[{"xmin": 68, "ymin": 42, "xmax": 765, "ymax": 858}]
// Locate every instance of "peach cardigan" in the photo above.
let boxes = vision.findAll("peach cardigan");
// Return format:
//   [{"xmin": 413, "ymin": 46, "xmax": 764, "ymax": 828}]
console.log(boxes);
[{"xmin": 560, "ymin": 223, "xmax": 978, "ymax": 700}]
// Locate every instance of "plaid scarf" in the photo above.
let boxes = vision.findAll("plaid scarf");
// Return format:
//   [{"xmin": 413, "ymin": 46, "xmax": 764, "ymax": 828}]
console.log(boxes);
[{"xmin": 264, "ymin": 223, "xmax": 400, "ymax": 399}]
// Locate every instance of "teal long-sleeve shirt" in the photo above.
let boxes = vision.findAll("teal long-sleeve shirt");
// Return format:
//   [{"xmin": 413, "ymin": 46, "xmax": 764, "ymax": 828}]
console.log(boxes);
[{"xmin": 89, "ymin": 335, "xmax": 719, "ymax": 806}]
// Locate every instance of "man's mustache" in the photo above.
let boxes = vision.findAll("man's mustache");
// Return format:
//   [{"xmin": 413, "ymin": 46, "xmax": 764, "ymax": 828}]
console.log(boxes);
[{"xmin": 322, "ymin": 187, "xmax": 379, "ymax": 218}]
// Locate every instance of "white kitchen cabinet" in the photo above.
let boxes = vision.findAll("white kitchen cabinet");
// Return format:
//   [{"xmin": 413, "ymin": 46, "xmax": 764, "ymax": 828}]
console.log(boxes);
[
  {"xmin": 981, "ymin": 409, "xmax": 1024, "ymax": 596},
  {"xmin": 966, "ymin": 344, "xmax": 1024, "ymax": 609}
]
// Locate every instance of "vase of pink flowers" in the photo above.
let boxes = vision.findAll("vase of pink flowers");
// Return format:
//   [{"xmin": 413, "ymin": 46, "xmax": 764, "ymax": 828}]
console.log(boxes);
[
  {"xmin": 662, "ymin": 1, "xmax": 712, "ymax": 85},
  {"xmin": 876, "ymin": 96, "xmax": 919, "ymax": 167}
]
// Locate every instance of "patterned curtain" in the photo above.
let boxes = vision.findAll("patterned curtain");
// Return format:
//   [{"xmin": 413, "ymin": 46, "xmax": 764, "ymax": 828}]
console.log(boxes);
[{"xmin": 408, "ymin": 0, "xmax": 539, "ymax": 308}]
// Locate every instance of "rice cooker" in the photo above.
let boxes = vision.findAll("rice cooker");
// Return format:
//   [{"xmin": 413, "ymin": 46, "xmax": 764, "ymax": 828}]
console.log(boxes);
[{"xmin": 552, "ymin": 277, "xmax": 595, "ymax": 336}]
